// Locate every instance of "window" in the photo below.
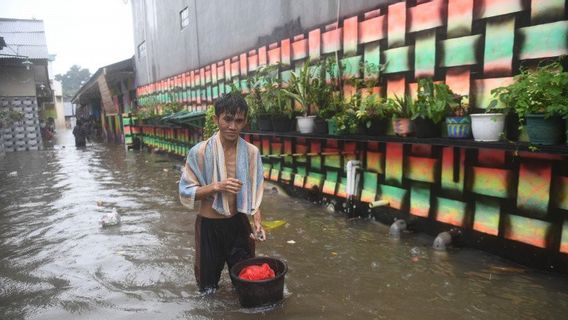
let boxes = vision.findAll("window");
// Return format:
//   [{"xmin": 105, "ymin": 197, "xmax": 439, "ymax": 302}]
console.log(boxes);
[
  {"xmin": 180, "ymin": 7, "xmax": 189, "ymax": 29},
  {"xmin": 138, "ymin": 41, "xmax": 146, "ymax": 59}
]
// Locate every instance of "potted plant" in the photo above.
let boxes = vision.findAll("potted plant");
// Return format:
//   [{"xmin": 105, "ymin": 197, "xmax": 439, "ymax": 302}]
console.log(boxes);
[
  {"xmin": 332, "ymin": 102, "xmax": 360, "ymax": 135},
  {"xmin": 385, "ymin": 95, "xmax": 414, "ymax": 136},
  {"xmin": 446, "ymin": 95, "xmax": 471, "ymax": 138},
  {"xmin": 353, "ymin": 91, "xmax": 388, "ymax": 136},
  {"xmin": 260, "ymin": 66, "xmax": 294, "ymax": 132},
  {"xmin": 490, "ymin": 59, "xmax": 567, "ymax": 145},
  {"xmin": 246, "ymin": 66, "xmax": 274, "ymax": 131},
  {"xmin": 411, "ymin": 78, "xmax": 454, "ymax": 138},
  {"xmin": 281, "ymin": 60, "xmax": 318, "ymax": 134}
]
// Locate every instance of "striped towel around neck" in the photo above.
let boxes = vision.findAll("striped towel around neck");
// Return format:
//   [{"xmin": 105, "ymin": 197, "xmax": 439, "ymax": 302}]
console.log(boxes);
[{"xmin": 179, "ymin": 132, "xmax": 264, "ymax": 216}]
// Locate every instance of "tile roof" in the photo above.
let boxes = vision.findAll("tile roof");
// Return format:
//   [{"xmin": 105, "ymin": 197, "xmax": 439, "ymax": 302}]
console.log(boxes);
[{"xmin": 0, "ymin": 18, "xmax": 49, "ymax": 60}]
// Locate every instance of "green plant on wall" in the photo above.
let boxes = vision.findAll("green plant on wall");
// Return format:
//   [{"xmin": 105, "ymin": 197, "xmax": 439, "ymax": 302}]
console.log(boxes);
[
  {"xmin": 385, "ymin": 95, "xmax": 413, "ymax": 119},
  {"xmin": 355, "ymin": 92, "xmax": 389, "ymax": 128},
  {"xmin": 490, "ymin": 58, "xmax": 568, "ymax": 123},
  {"xmin": 411, "ymin": 78, "xmax": 457, "ymax": 124},
  {"xmin": 0, "ymin": 110, "xmax": 24, "ymax": 128},
  {"xmin": 281, "ymin": 59, "xmax": 318, "ymax": 116},
  {"xmin": 203, "ymin": 105, "xmax": 218, "ymax": 140}
]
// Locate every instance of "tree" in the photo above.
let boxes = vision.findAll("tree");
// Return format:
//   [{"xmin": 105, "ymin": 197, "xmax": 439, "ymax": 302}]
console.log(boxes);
[{"xmin": 55, "ymin": 65, "xmax": 91, "ymax": 102}]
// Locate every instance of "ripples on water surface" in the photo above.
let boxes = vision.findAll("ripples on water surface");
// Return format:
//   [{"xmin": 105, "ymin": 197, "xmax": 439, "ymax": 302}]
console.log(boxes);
[{"xmin": 1, "ymin": 130, "xmax": 568, "ymax": 320}]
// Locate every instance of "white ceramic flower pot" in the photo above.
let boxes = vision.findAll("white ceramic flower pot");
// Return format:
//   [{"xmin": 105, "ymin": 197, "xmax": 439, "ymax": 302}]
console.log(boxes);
[
  {"xmin": 470, "ymin": 113, "xmax": 505, "ymax": 142},
  {"xmin": 296, "ymin": 115, "xmax": 316, "ymax": 134}
]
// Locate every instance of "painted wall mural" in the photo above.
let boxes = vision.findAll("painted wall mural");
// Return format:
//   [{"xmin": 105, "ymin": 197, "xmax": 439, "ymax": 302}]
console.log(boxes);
[{"xmin": 134, "ymin": 0, "xmax": 568, "ymax": 269}]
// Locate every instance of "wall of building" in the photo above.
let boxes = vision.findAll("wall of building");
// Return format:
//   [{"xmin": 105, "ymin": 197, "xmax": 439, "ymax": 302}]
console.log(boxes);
[
  {"xmin": 132, "ymin": 0, "xmax": 390, "ymax": 85},
  {"xmin": 0, "ymin": 66, "xmax": 35, "ymax": 97}
]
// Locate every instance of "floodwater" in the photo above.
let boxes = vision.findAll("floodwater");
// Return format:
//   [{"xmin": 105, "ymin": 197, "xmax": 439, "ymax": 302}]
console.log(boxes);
[{"xmin": 1, "ymin": 130, "xmax": 568, "ymax": 320}]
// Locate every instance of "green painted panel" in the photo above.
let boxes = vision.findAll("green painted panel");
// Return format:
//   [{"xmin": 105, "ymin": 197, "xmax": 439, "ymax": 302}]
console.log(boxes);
[
  {"xmin": 378, "ymin": 184, "xmax": 408, "ymax": 210},
  {"xmin": 366, "ymin": 151, "xmax": 383, "ymax": 174},
  {"xmin": 484, "ymin": 17, "xmax": 515, "ymax": 73},
  {"xmin": 436, "ymin": 197, "xmax": 467, "ymax": 227},
  {"xmin": 296, "ymin": 166, "xmax": 307, "ymax": 176},
  {"xmin": 415, "ymin": 30, "xmax": 436, "ymax": 77},
  {"xmin": 441, "ymin": 35, "xmax": 481, "ymax": 67},
  {"xmin": 560, "ymin": 221, "xmax": 568, "ymax": 254},
  {"xmin": 474, "ymin": 198, "xmax": 500, "ymax": 236},
  {"xmin": 341, "ymin": 55, "xmax": 362, "ymax": 79},
  {"xmin": 441, "ymin": 147, "xmax": 465, "ymax": 194},
  {"xmin": 363, "ymin": 171, "xmax": 378, "ymax": 191},
  {"xmin": 311, "ymin": 156, "xmax": 322, "ymax": 171},
  {"xmin": 363, "ymin": 42, "xmax": 381, "ymax": 80},
  {"xmin": 383, "ymin": 46, "xmax": 412, "ymax": 74},
  {"xmin": 555, "ymin": 176, "xmax": 568, "ymax": 210},
  {"xmin": 410, "ymin": 183, "xmax": 430, "ymax": 218},
  {"xmin": 471, "ymin": 166, "xmax": 512, "ymax": 198},
  {"xmin": 325, "ymin": 154, "xmax": 341, "ymax": 168},
  {"xmin": 505, "ymin": 215, "xmax": 551, "ymax": 248},
  {"xmin": 385, "ymin": 143, "xmax": 403, "ymax": 186},
  {"xmin": 519, "ymin": 21, "xmax": 568, "ymax": 60}
]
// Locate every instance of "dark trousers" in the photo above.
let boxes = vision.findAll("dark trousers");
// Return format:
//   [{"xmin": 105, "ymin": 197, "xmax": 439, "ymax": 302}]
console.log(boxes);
[{"xmin": 194, "ymin": 213, "xmax": 255, "ymax": 291}]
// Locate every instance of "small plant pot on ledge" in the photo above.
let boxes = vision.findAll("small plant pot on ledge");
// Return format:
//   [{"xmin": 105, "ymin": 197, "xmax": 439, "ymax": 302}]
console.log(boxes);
[
  {"xmin": 392, "ymin": 118, "xmax": 413, "ymax": 137},
  {"xmin": 470, "ymin": 113, "xmax": 505, "ymax": 142},
  {"xmin": 257, "ymin": 114, "xmax": 273, "ymax": 131},
  {"xmin": 296, "ymin": 115, "xmax": 316, "ymax": 134},
  {"xmin": 525, "ymin": 114, "xmax": 565, "ymax": 145},
  {"xmin": 413, "ymin": 118, "xmax": 440, "ymax": 138},
  {"xmin": 271, "ymin": 115, "xmax": 293, "ymax": 132},
  {"xmin": 313, "ymin": 117, "xmax": 328, "ymax": 134},
  {"xmin": 446, "ymin": 116, "xmax": 471, "ymax": 138},
  {"xmin": 365, "ymin": 118, "xmax": 388, "ymax": 136}
]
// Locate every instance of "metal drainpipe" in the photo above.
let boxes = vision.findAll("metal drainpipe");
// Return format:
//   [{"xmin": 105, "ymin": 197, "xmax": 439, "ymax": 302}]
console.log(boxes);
[{"xmin": 345, "ymin": 160, "xmax": 361, "ymax": 218}]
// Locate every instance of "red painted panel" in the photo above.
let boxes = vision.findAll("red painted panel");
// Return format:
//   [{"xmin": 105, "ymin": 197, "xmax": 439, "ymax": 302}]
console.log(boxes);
[
  {"xmin": 343, "ymin": 16, "xmax": 358, "ymax": 55},
  {"xmin": 240, "ymin": 53, "xmax": 248, "ymax": 76},
  {"xmin": 231, "ymin": 57, "xmax": 240, "ymax": 78},
  {"xmin": 409, "ymin": 0, "xmax": 445, "ymax": 33},
  {"xmin": 248, "ymin": 51, "xmax": 258, "ymax": 72},
  {"xmin": 447, "ymin": 0, "xmax": 474, "ymax": 37},
  {"xmin": 199, "ymin": 68, "xmax": 205, "ymax": 86},
  {"xmin": 322, "ymin": 28, "xmax": 342, "ymax": 54},
  {"xmin": 310, "ymin": 141, "xmax": 321, "ymax": 153},
  {"xmin": 268, "ymin": 45, "xmax": 281, "ymax": 65},
  {"xmin": 308, "ymin": 28, "xmax": 321, "ymax": 60},
  {"xmin": 478, "ymin": 149, "xmax": 506, "ymax": 166},
  {"xmin": 388, "ymin": 1, "xmax": 407, "ymax": 48},
  {"xmin": 387, "ymin": 75, "xmax": 406, "ymax": 98},
  {"xmin": 292, "ymin": 36, "xmax": 308, "ymax": 61},
  {"xmin": 217, "ymin": 61, "xmax": 224, "ymax": 81},
  {"xmin": 281, "ymin": 39, "xmax": 291, "ymax": 65},
  {"xmin": 359, "ymin": 15, "xmax": 386, "ymax": 44},
  {"xmin": 258, "ymin": 46, "xmax": 267, "ymax": 66},
  {"xmin": 224, "ymin": 59, "xmax": 231, "ymax": 79},
  {"xmin": 411, "ymin": 144, "xmax": 432, "ymax": 156},
  {"xmin": 445, "ymin": 67, "xmax": 470, "ymax": 96},
  {"xmin": 210, "ymin": 64, "xmax": 217, "ymax": 84}
]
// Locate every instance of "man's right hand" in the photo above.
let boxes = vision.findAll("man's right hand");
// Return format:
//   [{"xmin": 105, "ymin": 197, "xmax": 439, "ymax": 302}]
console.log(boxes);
[{"xmin": 214, "ymin": 178, "xmax": 243, "ymax": 194}]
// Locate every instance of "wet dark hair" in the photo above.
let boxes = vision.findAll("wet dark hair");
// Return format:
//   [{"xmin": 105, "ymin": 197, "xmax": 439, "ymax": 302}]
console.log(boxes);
[{"xmin": 214, "ymin": 92, "xmax": 248, "ymax": 117}]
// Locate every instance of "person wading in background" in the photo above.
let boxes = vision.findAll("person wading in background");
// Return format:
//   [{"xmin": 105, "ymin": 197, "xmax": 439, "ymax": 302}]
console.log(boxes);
[
  {"xmin": 179, "ymin": 93, "xmax": 266, "ymax": 293},
  {"xmin": 73, "ymin": 119, "xmax": 88, "ymax": 148}
]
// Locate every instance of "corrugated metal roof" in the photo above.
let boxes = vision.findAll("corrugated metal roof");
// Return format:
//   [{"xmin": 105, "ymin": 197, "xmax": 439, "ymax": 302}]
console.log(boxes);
[{"xmin": 0, "ymin": 18, "xmax": 49, "ymax": 60}]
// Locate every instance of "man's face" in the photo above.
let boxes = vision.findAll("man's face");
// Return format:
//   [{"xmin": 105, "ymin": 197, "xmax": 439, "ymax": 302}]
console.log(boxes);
[{"xmin": 214, "ymin": 111, "xmax": 247, "ymax": 142}]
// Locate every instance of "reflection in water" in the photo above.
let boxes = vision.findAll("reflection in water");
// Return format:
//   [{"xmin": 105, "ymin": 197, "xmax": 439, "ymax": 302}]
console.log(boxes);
[{"xmin": 1, "ymin": 130, "xmax": 568, "ymax": 319}]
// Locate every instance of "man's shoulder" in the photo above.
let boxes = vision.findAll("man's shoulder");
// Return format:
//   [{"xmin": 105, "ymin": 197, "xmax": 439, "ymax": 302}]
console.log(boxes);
[{"xmin": 240, "ymin": 138, "xmax": 259, "ymax": 154}]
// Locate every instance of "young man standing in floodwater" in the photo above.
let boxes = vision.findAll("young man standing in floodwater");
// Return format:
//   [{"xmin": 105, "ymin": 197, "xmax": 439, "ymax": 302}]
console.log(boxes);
[{"xmin": 179, "ymin": 93, "xmax": 266, "ymax": 293}]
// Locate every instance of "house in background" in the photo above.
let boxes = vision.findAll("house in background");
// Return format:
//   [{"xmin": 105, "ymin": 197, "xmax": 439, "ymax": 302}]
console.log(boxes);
[
  {"xmin": 72, "ymin": 57, "xmax": 135, "ymax": 143},
  {"xmin": 0, "ymin": 18, "xmax": 53, "ymax": 152}
]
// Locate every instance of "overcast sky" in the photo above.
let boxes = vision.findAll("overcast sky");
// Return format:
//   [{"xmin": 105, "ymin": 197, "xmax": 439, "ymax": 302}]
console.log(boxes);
[{"xmin": 0, "ymin": 0, "xmax": 134, "ymax": 77}]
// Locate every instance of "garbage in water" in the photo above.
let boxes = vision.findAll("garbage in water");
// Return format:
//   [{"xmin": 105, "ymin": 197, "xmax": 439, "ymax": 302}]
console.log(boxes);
[
  {"xmin": 262, "ymin": 220, "xmax": 287, "ymax": 231},
  {"xmin": 287, "ymin": 240, "xmax": 296, "ymax": 244},
  {"xmin": 239, "ymin": 263, "xmax": 276, "ymax": 281},
  {"xmin": 96, "ymin": 200, "xmax": 103, "ymax": 207},
  {"xmin": 100, "ymin": 208, "xmax": 120, "ymax": 227},
  {"xmin": 7, "ymin": 171, "xmax": 18, "ymax": 177}
]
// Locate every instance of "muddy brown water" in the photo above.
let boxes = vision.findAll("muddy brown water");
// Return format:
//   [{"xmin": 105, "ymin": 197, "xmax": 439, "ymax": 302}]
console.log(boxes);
[{"xmin": 1, "ymin": 130, "xmax": 568, "ymax": 320}]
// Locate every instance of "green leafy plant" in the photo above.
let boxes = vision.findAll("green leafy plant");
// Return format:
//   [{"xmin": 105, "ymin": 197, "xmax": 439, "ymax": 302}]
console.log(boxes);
[
  {"xmin": 385, "ymin": 95, "xmax": 413, "ymax": 119},
  {"xmin": 281, "ymin": 59, "xmax": 318, "ymax": 116},
  {"xmin": 203, "ymin": 105, "xmax": 217, "ymax": 139},
  {"xmin": 411, "ymin": 78, "xmax": 456, "ymax": 124},
  {"xmin": 448, "ymin": 95, "xmax": 470, "ymax": 117},
  {"xmin": 490, "ymin": 58, "xmax": 568, "ymax": 122},
  {"xmin": 332, "ymin": 105, "xmax": 359, "ymax": 135},
  {"xmin": 0, "ymin": 110, "xmax": 24, "ymax": 128}
]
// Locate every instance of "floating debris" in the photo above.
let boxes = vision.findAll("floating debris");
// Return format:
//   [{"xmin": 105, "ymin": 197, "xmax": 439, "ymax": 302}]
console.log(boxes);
[
  {"xmin": 7, "ymin": 171, "xmax": 18, "ymax": 177},
  {"xmin": 286, "ymin": 240, "xmax": 296, "ymax": 244},
  {"xmin": 100, "ymin": 208, "xmax": 121, "ymax": 227},
  {"xmin": 262, "ymin": 220, "xmax": 287, "ymax": 231}
]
